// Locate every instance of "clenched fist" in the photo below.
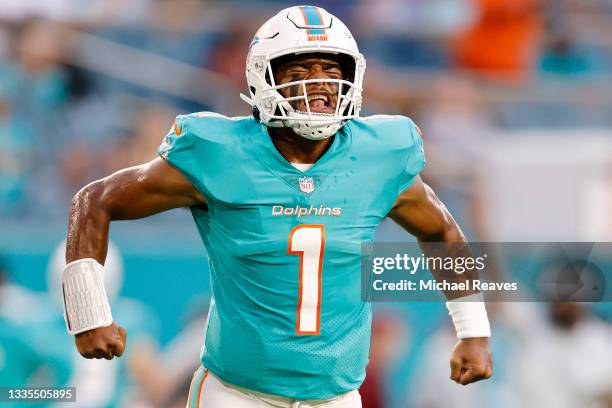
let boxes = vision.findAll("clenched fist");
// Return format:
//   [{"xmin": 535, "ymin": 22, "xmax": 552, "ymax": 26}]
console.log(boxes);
[
  {"xmin": 75, "ymin": 323, "xmax": 127, "ymax": 360},
  {"xmin": 450, "ymin": 337, "xmax": 493, "ymax": 385}
]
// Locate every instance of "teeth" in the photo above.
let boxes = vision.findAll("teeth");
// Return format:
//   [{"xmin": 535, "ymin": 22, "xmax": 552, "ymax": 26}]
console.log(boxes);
[{"xmin": 308, "ymin": 94, "xmax": 328, "ymax": 103}]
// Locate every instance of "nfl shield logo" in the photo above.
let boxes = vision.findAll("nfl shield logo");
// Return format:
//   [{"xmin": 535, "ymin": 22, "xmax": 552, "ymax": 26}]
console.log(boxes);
[{"xmin": 299, "ymin": 176, "xmax": 315, "ymax": 194}]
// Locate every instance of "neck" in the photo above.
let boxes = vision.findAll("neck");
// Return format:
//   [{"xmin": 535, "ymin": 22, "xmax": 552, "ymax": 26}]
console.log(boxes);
[{"xmin": 268, "ymin": 127, "xmax": 334, "ymax": 164}]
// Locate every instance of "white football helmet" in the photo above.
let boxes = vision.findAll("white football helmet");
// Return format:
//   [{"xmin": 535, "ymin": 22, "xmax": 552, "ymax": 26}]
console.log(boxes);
[{"xmin": 240, "ymin": 6, "xmax": 366, "ymax": 140}]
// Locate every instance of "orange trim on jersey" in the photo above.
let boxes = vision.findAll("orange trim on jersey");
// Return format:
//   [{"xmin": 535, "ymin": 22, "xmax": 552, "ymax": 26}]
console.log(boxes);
[
  {"xmin": 187, "ymin": 367, "xmax": 202, "ymax": 407},
  {"xmin": 196, "ymin": 369, "xmax": 209, "ymax": 408},
  {"xmin": 288, "ymin": 224, "xmax": 325, "ymax": 335},
  {"xmin": 415, "ymin": 125, "xmax": 423, "ymax": 136}
]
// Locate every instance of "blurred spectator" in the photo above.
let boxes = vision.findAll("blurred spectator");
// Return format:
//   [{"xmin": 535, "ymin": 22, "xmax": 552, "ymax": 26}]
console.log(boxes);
[
  {"xmin": 353, "ymin": 0, "xmax": 472, "ymax": 37},
  {"xmin": 127, "ymin": 297, "xmax": 209, "ymax": 407},
  {"xmin": 6, "ymin": 20, "xmax": 70, "ymax": 117},
  {"xmin": 417, "ymin": 74, "xmax": 496, "ymax": 240},
  {"xmin": 0, "ymin": 20, "xmax": 72, "ymax": 217},
  {"xmin": 360, "ymin": 313, "xmax": 409, "ymax": 408},
  {"xmin": 0, "ymin": 0, "xmax": 152, "ymax": 24},
  {"xmin": 207, "ymin": 19, "xmax": 260, "ymax": 88},
  {"xmin": 105, "ymin": 104, "xmax": 176, "ymax": 172},
  {"xmin": 408, "ymin": 301, "xmax": 520, "ymax": 408},
  {"xmin": 511, "ymin": 302, "xmax": 612, "ymax": 408},
  {"xmin": 539, "ymin": 34, "xmax": 602, "ymax": 77},
  {"xmin": 352, "ymin": 0, "xmax": 473, "ymax": 69},
  {"xmin": 0, "ymin": 255, "xmax": 72, "ymax": 391},
  {"xmin": 0, "ymin": 255, "xmax": 51, "ymax": 324},
  {"xmin": 419, "ymin": 74, "xmax": 494, "ymax": 177},
  {"xmin": 51, "ymin": 100, "xmax": 175, "ymax": 217},
  {"xmin": 452, "ymin": 0, "xmax": 543, "ymax": 82},
  {"xmin": 46, "ymin": 241, "xmax": 161, "ymax": 408},
  {"xmin": 0, "ymin": 83, "xmax": 33, "ymax": 217}
]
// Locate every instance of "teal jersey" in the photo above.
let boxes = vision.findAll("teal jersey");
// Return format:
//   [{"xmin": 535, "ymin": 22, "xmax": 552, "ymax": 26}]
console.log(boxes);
[
  {"xmin": 158, "ymin": 113, "xmax": 425, "ymax": 399},
  {"xmin": 0, "ymin": 318, "xmax": 71, "ymax": 391}
]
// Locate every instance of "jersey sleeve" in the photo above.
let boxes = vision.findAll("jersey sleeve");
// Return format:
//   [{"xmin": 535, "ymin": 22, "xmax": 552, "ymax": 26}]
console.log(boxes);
[
  {"xmin": 157, "ymin": 112, "xmax": 248, "ymax": 200},
  {"xmin": 157, "ymin": 114, "xmax": 205, "ymax": 194},
  {"xmin": 396, "ymin": 118, "xmax": 426, "ymax": 194}
]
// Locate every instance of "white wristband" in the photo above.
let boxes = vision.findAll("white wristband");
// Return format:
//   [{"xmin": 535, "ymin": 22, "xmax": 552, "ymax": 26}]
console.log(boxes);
[
  {"xmin": 445, "ymin": 292, "xmax": 491, "ymax": 339},
  {"xmin": 62, "ymin": 258, "xmax": 113, "ymax": 335}
]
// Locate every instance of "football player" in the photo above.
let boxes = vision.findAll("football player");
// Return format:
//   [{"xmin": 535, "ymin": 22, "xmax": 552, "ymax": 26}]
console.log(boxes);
[{"xmin": 62, "ymin": 6, "xmax": 493, "ymax": 407}]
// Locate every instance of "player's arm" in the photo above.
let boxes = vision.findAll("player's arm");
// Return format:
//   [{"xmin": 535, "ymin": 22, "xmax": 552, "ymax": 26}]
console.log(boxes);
[
  {"xmin": 388, "ymin": 175, "xmax": 465, "ymax": 254},
  {"xmin": 388, "ymin": 176, "xmax": 493, "ymax": 385},
  {"xmin": 65, "ymin": 157, "xmax": 204, "ymax": 360},
  {"xmin": 67, "ymin": 157, "xmax": 204, "ymax": 262}
]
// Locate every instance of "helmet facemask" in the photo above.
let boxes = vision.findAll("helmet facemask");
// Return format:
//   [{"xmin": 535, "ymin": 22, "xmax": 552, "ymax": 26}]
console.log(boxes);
[
  {"xmin": 243, "ymin": 51, "xmax": 364, "ymax": 140},
  {"xmin": 241, "ymin": 6, "xmax": 366, "ymax": 140}
]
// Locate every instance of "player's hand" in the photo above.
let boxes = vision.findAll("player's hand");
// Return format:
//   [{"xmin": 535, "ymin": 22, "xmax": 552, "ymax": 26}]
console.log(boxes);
[
  {"xmin": 75, "ymin": 323, "xmax": 127, "ymax": 360},
  {"xmin": 450, "ymin": 337, "xmax": 493, "ymax": 385}
]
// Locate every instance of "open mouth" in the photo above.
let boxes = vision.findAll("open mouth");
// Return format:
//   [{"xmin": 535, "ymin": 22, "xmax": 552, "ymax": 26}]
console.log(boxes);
[{"xmin": 304, "ymin": 92, "xmax": 335, "ymax": 113}]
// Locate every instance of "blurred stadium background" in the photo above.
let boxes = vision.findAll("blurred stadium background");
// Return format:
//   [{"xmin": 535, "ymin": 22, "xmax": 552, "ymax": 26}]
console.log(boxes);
[{"xmin": 1, "ymin": 0, "xmax": 612, "ymax": 407}]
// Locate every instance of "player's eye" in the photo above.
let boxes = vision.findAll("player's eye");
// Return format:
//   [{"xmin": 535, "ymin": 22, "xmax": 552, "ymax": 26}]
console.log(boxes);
[
  {"xmin": 287, "ymin": 67, "xmax": 308, "ymax": 76},
  {"xmin": 285, "ymin": 70, "xmax": 308, "ymax": 82},
  {"xmin": 323, "ymin": 66, "xmax": 342, "ymax": 78}
]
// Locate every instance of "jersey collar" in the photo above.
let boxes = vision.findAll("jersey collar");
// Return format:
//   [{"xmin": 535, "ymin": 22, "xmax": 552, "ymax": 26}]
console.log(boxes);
[{"xmin": 248, "ymin": 119, "xmax": 353, "ymax": 196}]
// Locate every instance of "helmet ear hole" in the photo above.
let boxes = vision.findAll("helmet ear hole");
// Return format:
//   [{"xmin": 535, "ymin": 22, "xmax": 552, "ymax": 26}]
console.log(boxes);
[
  {"xmin": 265, "ymin": 70, "xmax": 273, "ymax": 86},
  {"xmin": 250, "ymin": 86, "xmax": 257, "ymax": 96}
]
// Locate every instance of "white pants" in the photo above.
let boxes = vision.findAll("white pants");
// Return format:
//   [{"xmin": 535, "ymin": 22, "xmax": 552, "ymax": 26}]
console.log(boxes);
[{"xmin": 186, "ymin": 367, "xmax": 362, "ymax": 408}]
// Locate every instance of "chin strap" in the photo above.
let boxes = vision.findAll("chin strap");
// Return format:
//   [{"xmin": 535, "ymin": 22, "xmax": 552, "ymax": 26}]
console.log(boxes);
[
  {"xmin": 239, "ymin": 93, "xmax": 253, "ymax": 105},
  {"xmin": 267, "ymin": 121, "xmax": 285, "ymax": 128},
  {"xmin": 239, "ymin": 91, "xmax": 341, "ymax": 139}
]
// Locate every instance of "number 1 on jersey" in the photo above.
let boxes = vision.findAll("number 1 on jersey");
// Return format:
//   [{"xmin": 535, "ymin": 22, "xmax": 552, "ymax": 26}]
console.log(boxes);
[{"xmin": 288, "ymin": 224, "xmax": 325, "ymax": 335}]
